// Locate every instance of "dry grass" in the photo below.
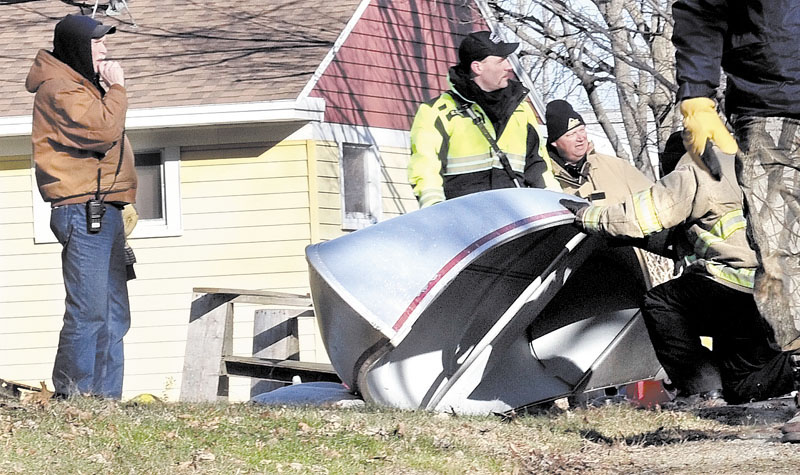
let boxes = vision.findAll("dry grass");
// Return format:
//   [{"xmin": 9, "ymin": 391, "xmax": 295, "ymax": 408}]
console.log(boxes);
[{"xmin": 1, "ymin": 395, "xmax": 798, "ymax": 474}]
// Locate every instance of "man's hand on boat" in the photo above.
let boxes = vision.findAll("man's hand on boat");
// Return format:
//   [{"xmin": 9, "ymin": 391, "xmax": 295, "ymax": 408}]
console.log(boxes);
[{"xmin": 559, "ymin": 198, "xmax": 589, "ymax": 218}]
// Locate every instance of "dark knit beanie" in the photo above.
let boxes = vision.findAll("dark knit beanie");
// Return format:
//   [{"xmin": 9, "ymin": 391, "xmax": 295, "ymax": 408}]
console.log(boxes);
[{"xmin": 545, "ymin": 100, "xmax": 585, "ymax": 141}]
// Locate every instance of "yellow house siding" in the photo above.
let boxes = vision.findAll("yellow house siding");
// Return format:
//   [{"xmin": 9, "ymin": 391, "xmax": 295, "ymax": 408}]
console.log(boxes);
[
  {"xmin": 314, "ymin": 142, "xmax": 347, "ymax": 242},
  {"xmin": 0, "ymin": 142, "xmax": 317, "ymax": 402},
  {"xmin": 1, "ymin": 136, "xmax": 416, "ymax": 402},
  {"xmin": 0, "ymin": 155, "xmax": 61, "ymax": 388}
]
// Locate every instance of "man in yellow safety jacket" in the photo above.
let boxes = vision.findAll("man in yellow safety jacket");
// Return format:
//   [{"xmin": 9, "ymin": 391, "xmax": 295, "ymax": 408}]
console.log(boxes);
[
  {"xmin": 561, "ymin": 133, "xmax": 799, "ymax": 407},
  {"xmin": 408, "ymin": 31, "xmax": 560, "ymax": 208}
]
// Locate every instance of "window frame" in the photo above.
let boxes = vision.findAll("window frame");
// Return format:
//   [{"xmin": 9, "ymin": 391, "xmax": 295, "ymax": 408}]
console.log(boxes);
[{"xmin": 338, "ymin": 142, "xmax": 382, "ymax": 231}]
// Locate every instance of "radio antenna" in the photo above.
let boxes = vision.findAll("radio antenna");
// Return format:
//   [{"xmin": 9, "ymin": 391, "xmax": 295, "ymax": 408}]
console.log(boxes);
[{"xmin": 91, "ymin": 0, "xmax": 138, "ymax": 28}]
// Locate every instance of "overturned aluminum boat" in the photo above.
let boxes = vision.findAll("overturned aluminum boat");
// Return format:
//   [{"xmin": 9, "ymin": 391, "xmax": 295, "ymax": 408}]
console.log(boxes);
[{"xmin": 306, "ymin": 188, "xmax": 663, "ymax": 414}]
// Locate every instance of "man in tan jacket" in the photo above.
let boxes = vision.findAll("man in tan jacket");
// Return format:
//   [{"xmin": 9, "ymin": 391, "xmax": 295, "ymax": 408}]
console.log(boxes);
[
  {"xmin": 26, "ymin": 14, "xmax": 137, "ymax": 399},
  {"xmin": 545, "ymin": 100, "xmax": 652, "ymax": 205},
  {"xmin": 561, "ymin": 134, "xmax": 799, "ymax": 411}
]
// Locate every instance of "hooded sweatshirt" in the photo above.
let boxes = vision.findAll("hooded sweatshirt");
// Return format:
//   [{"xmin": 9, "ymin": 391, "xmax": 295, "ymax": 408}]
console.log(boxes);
[{"xmin": 25, "ymin": 15, "xmax": 136, "ymax": 206}]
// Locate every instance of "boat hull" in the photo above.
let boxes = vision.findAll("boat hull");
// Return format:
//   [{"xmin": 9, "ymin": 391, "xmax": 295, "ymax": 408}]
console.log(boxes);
[{"xmin": 306, "ymin": 189, "xmax": 662, "ymax": 414}]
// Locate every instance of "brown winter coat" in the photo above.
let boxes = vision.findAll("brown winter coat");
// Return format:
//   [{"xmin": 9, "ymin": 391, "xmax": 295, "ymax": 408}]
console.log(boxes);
[{"xmin": 26, "ymin": 49, "xmax": 137, "ymax": 207}]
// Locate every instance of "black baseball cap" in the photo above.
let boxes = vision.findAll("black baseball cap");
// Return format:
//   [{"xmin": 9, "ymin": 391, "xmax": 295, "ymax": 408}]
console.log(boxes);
[
  {"xmin": 92, "ymin": 22, "xmax": 116, "ymax": 38},
  {"xmin": 458, "ymin": 31, "xmax": 519, "ymax": 69}
]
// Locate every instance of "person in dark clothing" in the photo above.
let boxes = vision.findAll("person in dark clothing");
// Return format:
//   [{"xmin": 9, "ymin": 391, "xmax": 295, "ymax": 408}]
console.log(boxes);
[
  {"xmin": 672, "ymin": 0, "xmax": 800, "ymax": 441},
  {"xmin": 672, "ymin": 0, "xmax": 800, "ymax": 353},
  {"xmin": 408, "ymin": 31, "xmax": 560, "ymax": 208}
]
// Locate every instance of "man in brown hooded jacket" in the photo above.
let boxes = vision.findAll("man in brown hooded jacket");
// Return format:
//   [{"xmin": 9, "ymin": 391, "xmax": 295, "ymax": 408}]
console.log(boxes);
[{"xmin": 26, "ymin": 14, "xmax": 137, "ymax": 399}]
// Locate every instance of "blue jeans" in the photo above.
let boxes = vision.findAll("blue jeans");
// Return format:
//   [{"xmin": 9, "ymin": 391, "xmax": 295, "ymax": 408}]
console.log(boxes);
[{"xmin": 50, "ymin": 203, "xmax": 131, "ymax": 398}]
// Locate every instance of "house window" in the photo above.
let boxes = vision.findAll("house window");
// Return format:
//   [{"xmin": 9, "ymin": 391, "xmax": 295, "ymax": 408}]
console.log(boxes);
[
  {"xmin": 128, "ymin": 146, "xmax": 182, "ymax": 238},
  {"xmin": 135, "ymin": 151, "xmax": 164, "ymax": 220},
  {"xmin": 32, "ymin": 146, "xmax": 182, "ymax": 243},
  {"xmin": 339, "ymin": 143, "xmax": 382, "ymax": 230}
]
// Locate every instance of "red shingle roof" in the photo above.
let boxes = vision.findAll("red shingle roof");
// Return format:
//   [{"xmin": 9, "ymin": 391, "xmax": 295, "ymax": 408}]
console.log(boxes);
[{"xmin": 0, "ymin": 0, "xmax": 362, "ymax": 117}]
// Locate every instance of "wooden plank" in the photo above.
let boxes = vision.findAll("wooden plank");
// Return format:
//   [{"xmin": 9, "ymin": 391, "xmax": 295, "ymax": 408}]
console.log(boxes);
[
  {"xmin": 179, "ymin": 291, "xmax": 234, "ymax": 402},
  {"xmin": 0, "ymin": 192, "xmax": 31, "ymax": 203},
  {"xmin": 192, "ymin": 287, "xmax": 311, "ymax": 307},
  {"xmin": 319, "ymin": 107, "xmax": 414, "ymax": 131},
  {"xmin": 0, "ymin": 175, "xmax": 33, "ymax": 192},
  {"xmin": 0, "ymin": 268, "xmax": 64, "ymax": 287},
  {"xmin": 0, "ymin": 223, "xmax": 33, "ymax": 240},
  {"xmin": 0, "ymin": 240, "xmax": 61, "ymax": 257},
  {"xmin": 223, "ymin": 356, "xmax": 340, "ymax": 384},
  {"xmin": 180, "ymin": 144, "xmax": 301, "ymax": 163},
  {"xmin": 132, "ymin": 240, "xmax": 309, "ymax": 264},
  {"xmin": 0, "ymin": 252, "xmax": 60, "ymax": 272},
  {"xmin": 0, "ymin": 284, "xmax": 64, "ymax": 303},
  {"xmin": 134, "ymin": 256, "xmax": 309, "ymax": 281},
  {"xmin": 128, "ymin": 224, "xmax": 311, "ymax": 248},
  {"xmin": 128, "ymin": 273, "xmax": 312, "ymax": 297},
  {"xmin": 251, "ymin": 308, "xmax": 304, "ymax": 396}
]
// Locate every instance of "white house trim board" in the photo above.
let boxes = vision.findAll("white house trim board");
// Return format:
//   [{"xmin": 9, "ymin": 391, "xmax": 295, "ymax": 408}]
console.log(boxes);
[
  {"xmin": 0, "ymin": 115, "xmax": 31, "ymax": 139},
  {"xmin": 126, "ymin": 98, "xmax": 326, "ymax": 130},
  {"xmin": 295, "ymin": 0, "xmax": 373, "ymax": 101},
  {"xmin": 289, "ymin": 122, "xmax": 410, "ymax": 149},
  {"xmin": 0, "ymin": 98, "xmax": 326, "ymax": 138}
]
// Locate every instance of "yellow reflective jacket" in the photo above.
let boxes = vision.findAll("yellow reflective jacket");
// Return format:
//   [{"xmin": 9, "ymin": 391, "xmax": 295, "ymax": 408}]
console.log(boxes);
[
  {"xmin": 408, "ymin": 87, "xmax": 560, "ymax": 208},
  {"xmin": 577, "ymin": 150, "xmax": 757, "ymax": 292}
]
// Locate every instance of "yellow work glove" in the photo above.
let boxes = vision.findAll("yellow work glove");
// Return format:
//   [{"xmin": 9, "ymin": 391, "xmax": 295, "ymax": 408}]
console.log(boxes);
[
  {"xmin": 122, "ymin": 204, "xmax": 138, "ymax": 237},
  {"xmin": 680, "ymin": 97, "xmax": 738, "ymax": 180}
]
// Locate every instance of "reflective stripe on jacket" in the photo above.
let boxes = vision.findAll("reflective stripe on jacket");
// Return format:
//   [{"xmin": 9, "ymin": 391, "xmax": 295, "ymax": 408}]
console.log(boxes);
[
  {"xmin": 579, "ymin": 150, "xmax": 757, "ymax": 292},
  {"xmin": 408, "ymin": 91, "xmax": 560, "ymax": 208}
]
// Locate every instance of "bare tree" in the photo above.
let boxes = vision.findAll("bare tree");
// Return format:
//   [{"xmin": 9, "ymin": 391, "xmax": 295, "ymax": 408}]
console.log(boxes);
[{"xmin": 488, "ymin": 0, "xmax": 680, "ymax": 179}]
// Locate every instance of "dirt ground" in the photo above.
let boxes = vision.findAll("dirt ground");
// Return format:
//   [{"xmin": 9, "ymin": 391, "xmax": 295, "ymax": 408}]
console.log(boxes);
[{"xmin": 569, "ymin": 398, "xmax": 800, "ymax": 474}]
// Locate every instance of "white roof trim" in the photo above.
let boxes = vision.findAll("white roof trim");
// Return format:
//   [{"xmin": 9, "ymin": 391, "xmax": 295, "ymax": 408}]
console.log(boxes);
[
  {"xmin": 0, "ymin": 97, "xmax": 326, "ymax": 137},
  {"xmin": 0, "ymin": 116, "xmax": 31, "ymax": 138},
  {"xmin": 295, "ymin": 0, "xmax": 372, "ymax": 101}
]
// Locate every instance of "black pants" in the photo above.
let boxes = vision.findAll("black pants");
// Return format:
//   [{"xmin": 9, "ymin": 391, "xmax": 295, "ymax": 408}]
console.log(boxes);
[{"xmin": 642, "ymin": 273, "xmax": 795, "ymax": 404}]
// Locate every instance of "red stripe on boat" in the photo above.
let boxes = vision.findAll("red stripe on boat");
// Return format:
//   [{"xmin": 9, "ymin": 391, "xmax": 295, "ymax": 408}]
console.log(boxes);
[{"xmin": 392, "ymin": 210, "xmax": 570, "ymax": 331}]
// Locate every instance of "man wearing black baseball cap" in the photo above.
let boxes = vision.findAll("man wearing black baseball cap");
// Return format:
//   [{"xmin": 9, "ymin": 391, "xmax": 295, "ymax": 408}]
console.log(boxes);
[
  {"xmin": 26, "ymin": 14, "xmax": 137, "ymax": 399},
  {"xmin": 408, "ymin": 31, "xmax": 560, "ymax": 208}
]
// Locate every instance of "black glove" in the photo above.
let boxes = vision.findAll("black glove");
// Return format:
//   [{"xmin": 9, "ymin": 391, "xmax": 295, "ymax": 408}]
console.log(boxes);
[
  {"xmin": 699, "ymin": 139, "xmax": 722, "ymax": 181},
  {"xmin": 559, "ymin": 198, "xmax": 589, "ymax": 216}
]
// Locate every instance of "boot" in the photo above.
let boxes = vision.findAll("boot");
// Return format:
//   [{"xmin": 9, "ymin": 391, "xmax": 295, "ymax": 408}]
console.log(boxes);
[{"xmin": 663, "ymin": 388, "xmax": 728, "ymax": 410}]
